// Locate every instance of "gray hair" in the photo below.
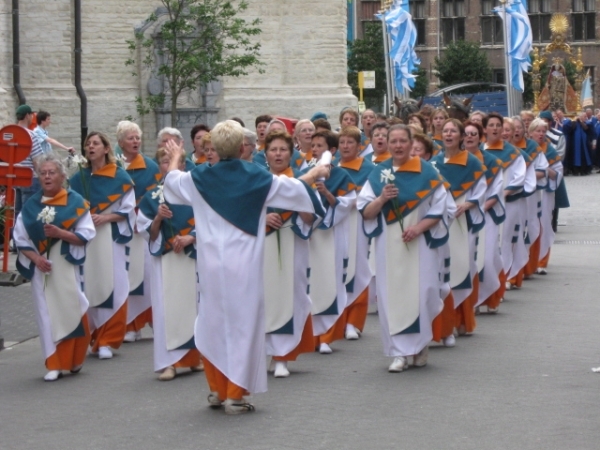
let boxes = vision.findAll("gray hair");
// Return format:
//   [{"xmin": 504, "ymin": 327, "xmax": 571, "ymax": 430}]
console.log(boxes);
[
  {"xmin": 242, "ymin": 128, "xmax": 257, "ymax": 146},
  {"xmin": 511, "ymin": 116, "xmax": 526, "ymax": 130},
  {"xmin": 266, "ymin": 119, "xmax": 287, "ymax": 134},
  {"xmin": 34, "ymin": 153, "xmax": 67, "ymax": 178},
  {"xmin": 116, "ymin": 120, "xmax": 142, "ymax": 143},
  {"xmin": 157, "ymin": 127, "xmax": 183, "ymax": 145},
  {"xmin": 528, "ymin": 118, "xmax": 548, "ymax": 135},
  {"xmin": 294, "ymin": 119, "xmax": 314, "ymax": 137}
]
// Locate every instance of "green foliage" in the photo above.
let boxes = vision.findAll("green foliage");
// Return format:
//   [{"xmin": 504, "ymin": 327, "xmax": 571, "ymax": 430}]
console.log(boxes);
[
  {"xmin": 523, "ymin": 58, "xmax": 578, "ymax": 107},
  {"xmin": 410, "ymin": 68, "xmax": 428, "ymax": 99},
  {"xmin": 126, "ymin": 0, "xmax": 263, "ymax": 126},
  {"xmin": 434, "ymin": 40, "xmax": 492, "ymax": 93},
  {"xmin": 347, "ymin": 22, "xmax": 387, "ymax": 110}
]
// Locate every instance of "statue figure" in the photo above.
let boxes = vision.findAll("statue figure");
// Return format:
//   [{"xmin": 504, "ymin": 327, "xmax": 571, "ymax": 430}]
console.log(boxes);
[{"xmin": 538, "ymin": 60, "xmax": 578, "ymax": 113}]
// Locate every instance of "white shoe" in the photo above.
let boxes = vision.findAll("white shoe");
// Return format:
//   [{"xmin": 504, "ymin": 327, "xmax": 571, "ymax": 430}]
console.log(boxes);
[
  {"xmin": 443, "ymin": 335, "xmax": 456, "ymax": 347},
  {"xmin": 487, "ymin": 306, "xmax": 499, "ymax": 314},
  {"xmin": 207, "ymin": 392, "xmax": 222, "ymax": 408},
  {"xmin": 413, "ymin": 346, "xmax": 429, "ymax": 367},
  {"xmin": 505, "ymin": 281, "xmax": 512, "ymax": 291},
  {"xmin": 345, "ymin": 324, "xmax": 360, "ymax": 340},
  {"xmin": 123, "ymin": 331, "xmax": 137, "ymax": 342},
  {"xmin": 388, "ymin": 356, "xmax": 408, "ymax": 372},
  {"xmin": 536, "ymin": 268, "xmax": 547, "ymax": 275},
  {"xmin": 44, "ymin": 370, "xmax": 62, "ymax": 382},
  {"xmin": 98, "ymin": 346, "xmax": 113, "ymax": 359},
  {"xmin": 319, "ymin": 343, "xmax": 333, "ymax": 354},
  {"xmin": 224, "ymin": 399, "xmax": 255, "ymax": 415},
  {"xmin": 457, "ymin": 324, "xmax": 467, "ymax": 336},
  {"xmin": 273, "ymin": 361, "xmax": 290, "ymax": 378},
  {"xmin": 158, "ymin": 366, "xmax": 176, "ymax": 381}
]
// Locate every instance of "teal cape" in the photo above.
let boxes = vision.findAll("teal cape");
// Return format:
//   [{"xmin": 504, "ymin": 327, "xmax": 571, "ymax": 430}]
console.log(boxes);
[
  {"xmin": 138, "ymin": 184, "xmax": 197, "ymax": 258},
  {"xmin": 17, "ymin": 189, "xmax": 90, "ymax": 279},
  {"xmin": 69, "ymin": 164, "xmax": 134, "ymax": 244}
]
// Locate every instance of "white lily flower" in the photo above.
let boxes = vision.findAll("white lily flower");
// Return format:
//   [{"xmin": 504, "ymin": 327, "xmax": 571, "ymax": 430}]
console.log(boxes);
[
  {"xmin": 380, "ymin": 168, "xmax": 396, "ymax": 184},
  {"xmin": 151, "ymin": 185, "xmax": 165, "ymax": 204},
  {"xmin": 114, "ymin": 154, "xmax": 125, "ymax": 162},
  {"xmin": 307, "ymin": 158, "xmax": 317, "ymax": 167},
  {"xmin": 37, "ymin": 206, "xmax": 56, "ymax": 224},
  {"xmin": 72, "ymin": 154, "xmax": 88, "ymax": 165}
]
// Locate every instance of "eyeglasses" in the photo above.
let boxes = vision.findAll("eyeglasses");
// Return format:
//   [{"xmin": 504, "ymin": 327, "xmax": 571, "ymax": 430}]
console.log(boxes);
[
  {"xmin": 465, "ymin": 131, "xmax": 479, "ymax": 137},
  {"xmin": 39, "ymin": 170, "xmax": 58, "ymax": 177}
]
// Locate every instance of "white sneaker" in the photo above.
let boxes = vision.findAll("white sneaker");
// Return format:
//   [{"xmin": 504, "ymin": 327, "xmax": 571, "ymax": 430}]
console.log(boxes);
[
  {"xmin": 413, "ymin": 346, "xmax": 429, "ymax": 367},
  {"xmin": 505, "ymin": 281, "xmax": 512, "ymax": 291},
  {"xmin": 44, "ymin": 370, "xmax": 62, "ymax": 381},
  {"xmin": 345, "ymin": 324, "xmax": 360, "ymax": 340},
  {"xmin": 98, "ymin": 346, "xmax": 113, "ymax": 359},
  {"xmin": 123, "ymin": 331, "xmax": 137, "ymax": 342},
  {"xmin": 388, "ymin": 356, "xmax": 408, "ymax": 372},
  {"xmin": 224, "ymin": 399, "xmax": 255, "ymax": 415},
  {"xmin": 487, "ymin": 306, "xmax": 499, "ymax": 314},
  {"xmin": 207, "ymin": 392, "xmax": 222, "ymax": 408},
  {"xmin": 443, "ymin": 335, "xmax": 456, "ymax": 347},
  {"xmin": 273, "ymin": 361, "xmax": 290, "ymax": 378},
  {"xmin": 536, "ymin": 268, "xmax": 547, "ymax": 275},
  {"xmin": 158, "ymin": 366, "xmax": 176, "ymax": 381},
  {"xmin": 319, "ymin": 343, "xmax": 333, "ymax": 354}
]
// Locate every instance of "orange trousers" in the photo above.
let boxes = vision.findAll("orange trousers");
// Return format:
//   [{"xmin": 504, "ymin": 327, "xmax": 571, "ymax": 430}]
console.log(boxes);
[
  {"xmin": 90, "ymin": 302, "xmax": 127, "ymax": 352},
  {"xmin": 455, "ymin": 276, "xmax": 478, "ymax": 333},
  {"xmin": 524, "ymin": 236, "xmax": 541, "ymax": 277},
  {"xmin": 46, "ymin": 314, "xmax": 91, "ymax": 371},
  {"xmin": 508, "ymin": 267, "xmax": 524, "ymax": 288},
  {"xmin": 432, "ymin": 293, "xmax": 456, "ymax": 342},
  {"xmin": 273, "ymin": 316, "xmax": 314, "ymax": 362},
  {"xmin": 483, "ymin": 270, "xmax": 506, "ymax": 310},
  {"xmin": 538, "ymin": 250, "xmax": 551, "ymax": 269},
  {"xmin": 203, "ymin": 357, "xmax": 248, "ymax": 402},
  {"xmin": 126, "ymin": 307, "xmax": 152, "ymax": 332},
  {"xmin": 173, "ymin": 349, "xmax": 201, "ymax": 369},
  {"xmin": 316, "ymin": 287, "xmax": 369, "ymax": 346}
]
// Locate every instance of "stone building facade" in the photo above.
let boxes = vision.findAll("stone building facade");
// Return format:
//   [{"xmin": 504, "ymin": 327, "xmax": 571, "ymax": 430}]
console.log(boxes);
[
  {"xmin": 0, "ymin": 1, "xmax": 356, "ymax": 153},
  {"xmin": 357, "ymin": 0, "xmax": 600, "ymax": 106}
]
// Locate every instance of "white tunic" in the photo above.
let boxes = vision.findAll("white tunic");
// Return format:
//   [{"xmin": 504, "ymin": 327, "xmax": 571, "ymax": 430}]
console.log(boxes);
[
  {"xmin": 14, "ymin": 212, "xmax": 96, "ymax": 360},
  {"xmin": 499, "ymin": 155, "xmax": 526, "ymax": 276},
  {"xmin": 539, "ymin": 158, "xmax": 563, "ymax": 260},
  {"xmin": 164, "ymin": 169, "xmax": 322, "ymax": 393},
  {"xmin": 358, "ymin": 181, "xmax": 448, "ymax": 357},
  {"xmin": 86, "ymin": 190, "xmax": 135, "ymax": 331}
]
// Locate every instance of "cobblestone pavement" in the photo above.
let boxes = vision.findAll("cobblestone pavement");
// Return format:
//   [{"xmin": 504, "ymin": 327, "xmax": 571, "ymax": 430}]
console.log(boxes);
[{"xmin": 0, "ymin": 174, "xmax": 599, "ymax": 450}]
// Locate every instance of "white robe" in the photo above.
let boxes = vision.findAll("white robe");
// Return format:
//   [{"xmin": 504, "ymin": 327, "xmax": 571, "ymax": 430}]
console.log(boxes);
[
  {"xmin": 309, "ymin": 190, "xmax": 356, "ymax": 336},
  {"xmin": 264, "ymin": 214, "xmax": 313, "ymax": 357},
  {"xmin": 539, "ymin": 159, "xmax": 563, "ymax": 260},
  {"xmin": 499, "ymin": 155, "xmax": 526, "ymax": 276},
  {"xmin": 136, "ymin": 210, "xmax": 198, "ymax": 372},
  {"xmin": 14, "ymin": 212, "xmax": 96, "ymax": 360},
  {"xmin": 358, "ymin": 181, "xmax": 448, "ymax": 357},
  {"xmin": 164, "ymin": 169, "xmax": 323, "ymax": 394},
  {"xmin": 86, "ymin": 190, "xmax": 135, "ymax": 331},
  {"xmin": 476, "ymin": 168, "xmax": 506, "ymax": 305}
]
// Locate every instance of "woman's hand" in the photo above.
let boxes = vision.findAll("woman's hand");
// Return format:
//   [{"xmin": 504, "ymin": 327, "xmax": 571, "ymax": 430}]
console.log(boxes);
[
  {"xmin": 172, "ymin": 235, "xmax": 195, "ymax": 254},
  {"xmin": 91, "ymin": 214, "xmax": 108, "ymax": 227},
  {"xmin": 157, "ymin": 204, "xmax": 173, "ymax": 220},
  {"xmin": 43, "ymin": 224, "xmax": 64, "ymax": 240},
  {"xmin": 266, "ymin": 213, "xmax": 283, "ymax": 230},
  {"xmin": 379, "ymin": 184, "xmax": 398, "ymax": 202},
  {"xmin": 315, "ymin": 181, "xmax": 336, "ymax": 207},
  {"xmin": 402, "ymin": 224, "xmax": 421, "ymax": 243},
  {"xmin": 34, "ymin": 254, "xmax": 52, "ymax": 273}
]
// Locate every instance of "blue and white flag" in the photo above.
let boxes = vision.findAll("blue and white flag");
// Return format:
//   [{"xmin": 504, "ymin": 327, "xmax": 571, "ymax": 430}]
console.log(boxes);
[
  {"xmin": 581, "ymin": 70, "xmax": 593, "ymax": 107},
  {"xmin": 494, "ymin": 0, "xmax": 533, "ymax": 92},
  {"xmin": 377, "ymin": 0, "xmax": 420, "ymax": 94}
]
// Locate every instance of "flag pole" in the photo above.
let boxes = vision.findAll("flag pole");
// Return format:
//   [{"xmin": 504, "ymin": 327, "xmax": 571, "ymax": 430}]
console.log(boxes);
[{"xmin": 500, "ymin": 0, "xmax": 514, "ymax": 116}]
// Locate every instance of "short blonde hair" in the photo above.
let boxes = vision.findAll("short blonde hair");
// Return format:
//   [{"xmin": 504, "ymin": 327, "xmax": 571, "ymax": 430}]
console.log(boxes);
[
  {"xmin": 116, "ymin": 120, "xmax": 142, "ymax": 143},
  {"xmin": 528, "ymin": 118, "xmax": 548, "ymax": 135},
  {"xmin": 294, "ymin": 119, "xmax": 314, "ymax": 137},
  {"xmin": 211, "ymin": 120, "xmax": 243, "ymax": 159}
]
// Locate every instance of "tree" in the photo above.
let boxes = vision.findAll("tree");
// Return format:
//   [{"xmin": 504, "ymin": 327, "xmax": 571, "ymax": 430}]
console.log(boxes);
[
  {"xmin": 126, "ymin": 0, "xmax": 263, "ymax": 126},
  {"xmin": 347, "ymin": 22, "xmax": 387, "ymax": 110},
  {"xmin": 434, "ymin": 40, "xmax": 492, "ymax": 93},
  {"xmin": 410, "ymin": 68, "xmax": 428, "ymax": 100}
]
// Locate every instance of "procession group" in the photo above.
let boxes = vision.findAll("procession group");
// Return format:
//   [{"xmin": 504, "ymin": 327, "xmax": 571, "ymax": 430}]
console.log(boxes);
[{"xmin": 13, "ymin": 103, "xmax": 569, "ymax": 415}]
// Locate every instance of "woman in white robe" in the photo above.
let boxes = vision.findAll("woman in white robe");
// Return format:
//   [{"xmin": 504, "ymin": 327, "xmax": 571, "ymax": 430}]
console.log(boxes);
[
  {"xmin": 69, "ymin": 132, "xmax": 135, "ymax": 360},
  {"xmin": 359, "ymin": 124, "xmax": 448, "ymax": 372},
  {"xmin": 15, "ymin": 154, "xmax": 96, "ymax": 381},
  {"xmin": 162, "ymin": 120, "xmax": 328, "ymax": 415},
  {"xmin": 263, "ymin": 131, "xmax": 319, "ymax": 378},
  {"xmin": 137, "ymin": 148, "xmax": 203, "ymax": 381}
]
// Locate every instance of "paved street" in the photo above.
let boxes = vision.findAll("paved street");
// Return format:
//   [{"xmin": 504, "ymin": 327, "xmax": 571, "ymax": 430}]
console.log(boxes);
[{"xmin": 1, "ymin": 174, "xmax": 599, "ymax": 450}]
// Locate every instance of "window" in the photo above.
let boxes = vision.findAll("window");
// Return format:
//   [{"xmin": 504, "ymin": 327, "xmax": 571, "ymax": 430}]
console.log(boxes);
[
  {"xmin": 441, "ymin": 0, "xmax": 465, "ymax": 45},
  {"xmin": 572, "ymin": 0, "xmax": 595, "ymax": 41},
  {"xmin": 528, "ymin": 0, "xmax": 552, "ymax": 43},
  {"xmin": 481, "ymin": 0, "xmax": 503, "ymax": 45},
  {"xmin": 410, "ymin": 0, "xmax": 427, "ymax": 46},
  {"xmin": 493, "ymin": 69, "xmax": 506, "ymax": 84}
]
